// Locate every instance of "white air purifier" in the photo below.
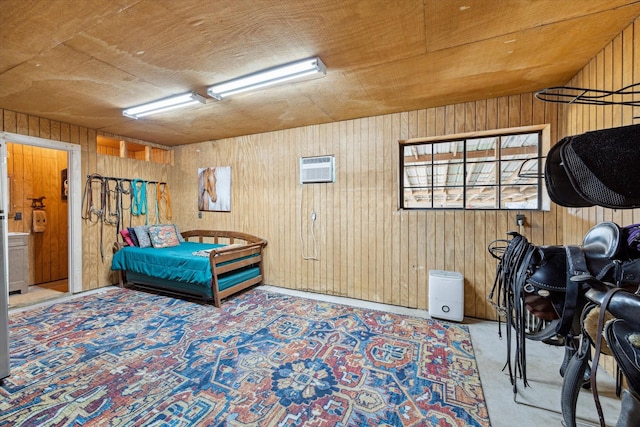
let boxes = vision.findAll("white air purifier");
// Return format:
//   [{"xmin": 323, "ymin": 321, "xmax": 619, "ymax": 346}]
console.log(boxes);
[{"xmin": 428, "ymin": 270, "xmax": 464, "ymax": 322}]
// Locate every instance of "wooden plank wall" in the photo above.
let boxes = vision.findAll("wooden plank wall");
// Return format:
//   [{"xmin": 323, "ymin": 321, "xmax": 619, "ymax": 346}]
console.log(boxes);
[
  {"xmin": 1, "ymin": 109, "xmax": 170, "ymax": 290},
  {"xmin": 91, "ymin": 154, "xmax": 171, "ymax": 287},
  {"xmin": 558, "ymin": 18, "xmax": 639, "ymax": 375},
  {"xmin": 169, "ymin": 94, "xmax": 562, "ymax": 319}
]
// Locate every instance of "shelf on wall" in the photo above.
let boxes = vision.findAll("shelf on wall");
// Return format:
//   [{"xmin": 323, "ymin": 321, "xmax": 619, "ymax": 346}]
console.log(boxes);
[{"xmin": 97, "ymin": 135, "xmax": 171, "ymax": 165}]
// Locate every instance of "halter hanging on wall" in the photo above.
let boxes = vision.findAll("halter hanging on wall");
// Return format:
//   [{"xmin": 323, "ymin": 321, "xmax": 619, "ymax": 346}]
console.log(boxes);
[{"xmin": 81, "ymin": 174, "xmax": 171, "ymax": 261}]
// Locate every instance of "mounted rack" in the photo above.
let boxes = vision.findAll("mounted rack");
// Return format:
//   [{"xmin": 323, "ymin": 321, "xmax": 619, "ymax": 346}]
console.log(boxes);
[
  {"xmin": 87, "ymin": 175, "xmax": 167, "ymax": 186},
  {"xmin": 535, "ymin": 83, "xmax": 640, "ymax": 108}
]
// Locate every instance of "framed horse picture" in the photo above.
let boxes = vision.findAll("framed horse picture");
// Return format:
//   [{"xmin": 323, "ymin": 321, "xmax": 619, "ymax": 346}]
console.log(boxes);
[{"xmin": 198, "ymin": 166, "xmax": 231, "ymax": 212}]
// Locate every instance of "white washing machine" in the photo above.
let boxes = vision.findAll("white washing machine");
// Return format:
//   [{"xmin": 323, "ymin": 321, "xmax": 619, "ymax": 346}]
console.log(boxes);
[{"xmin": 428, "ymin": 270, "xmax": 464, "ymax": 322}]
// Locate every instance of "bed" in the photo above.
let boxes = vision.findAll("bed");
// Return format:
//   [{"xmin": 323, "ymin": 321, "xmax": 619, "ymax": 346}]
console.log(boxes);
[{"xmin": 111, "ymin": 229, "xmax": 267, "ymax": 307}]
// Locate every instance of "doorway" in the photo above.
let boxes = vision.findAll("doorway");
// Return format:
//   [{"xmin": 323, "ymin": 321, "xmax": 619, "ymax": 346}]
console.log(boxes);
[{"xmin": 0, "ymin": 132, "xmax": 82, "ymax": 305}]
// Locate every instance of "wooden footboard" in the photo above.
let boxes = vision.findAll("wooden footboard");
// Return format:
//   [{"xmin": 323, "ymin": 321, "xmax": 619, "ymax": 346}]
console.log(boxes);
[{"xmin": 181, "ymin": 230, "xmax": 268, "ymax": 307}]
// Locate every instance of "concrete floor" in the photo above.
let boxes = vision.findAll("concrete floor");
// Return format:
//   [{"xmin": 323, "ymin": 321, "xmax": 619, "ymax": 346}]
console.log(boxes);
[
  {"xmin": 467, "ymin": 318, "xmax": 621, "ymax": 427},
  {"xmin": 8, "ymin": 279, "xmax": 68, "ymax": 309},
  {"xmin": 9, "ymin": 285, "xmax": 623, "ymax": 426}
]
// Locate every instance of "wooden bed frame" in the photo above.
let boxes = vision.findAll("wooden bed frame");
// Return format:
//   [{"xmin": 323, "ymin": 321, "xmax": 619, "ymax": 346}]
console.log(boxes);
[{"xmin": 114, "ymin": 229, "xmax": 267, "ymax": 307}]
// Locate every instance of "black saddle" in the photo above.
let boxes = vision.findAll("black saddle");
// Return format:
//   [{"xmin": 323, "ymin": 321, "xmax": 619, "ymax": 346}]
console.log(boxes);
[
  {"xmin": 585, "ymin": 287, "xmax": 640, "ymax": 330},
  {"xmin": 580, "ymin": 285, "xmax": 640, "ymax": 427},
  {"xmin": 487, "ymin": 221, "xmax": 640, "ymax": 403},
  {"xmin": 606, "ymin": 319, "xmax": 640, "ymax": 395},
  {"xmin": 525, "ymin": 222, "xmax": 640, "ymax": 335},
  {"xmin": 530, "ymin": 222, "xmax": 639, "ymax": 287},
  {"xmin": 560, "ymin": 283, "xmax": 640, "ymax": 427}
]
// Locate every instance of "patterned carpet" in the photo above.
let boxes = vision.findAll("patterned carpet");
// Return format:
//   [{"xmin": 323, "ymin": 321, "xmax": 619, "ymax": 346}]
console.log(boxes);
[{"xmin": 1, "ymin": 288, "xmax": 490, "ymax": 426}]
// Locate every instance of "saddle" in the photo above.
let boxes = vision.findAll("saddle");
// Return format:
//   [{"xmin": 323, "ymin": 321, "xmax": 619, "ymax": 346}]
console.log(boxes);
[
  {"xmin": 528, "ymin": 230, "xmax": 640, "ymax": 427},
  {"xmin": 488, "ymin": 221, "xmax": 640, "ymax": 399},
  {"xmin": 570, "ymin": 284, "xmax": 640, "ymax": 427},
  {"xmin": 525, "ymin": 222, "xmax": 640, "ymax": 335}
]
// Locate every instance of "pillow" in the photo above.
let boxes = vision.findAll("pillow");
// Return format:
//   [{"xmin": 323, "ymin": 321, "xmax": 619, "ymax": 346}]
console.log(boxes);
[
  {"xmin": 171, "ymin": 224, "xmax": 186, "ymax": 242},
  {"xmin": 119, "ymin": 229, "xmax": 135, "ymax": 246},
  {"xmin": 127, "ymin": 227, "xmax": 140, "ymax": 247},
  {"xmin": 133, "ymin": 226, "xmax": 152, "ymax": 248},
  {"xmin": 148, "ymin": 224, "xmax": 180, "ymax": 248}
]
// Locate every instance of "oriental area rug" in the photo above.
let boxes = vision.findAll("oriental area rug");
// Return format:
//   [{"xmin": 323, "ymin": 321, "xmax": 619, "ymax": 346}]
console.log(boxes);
[{"xmin": 0, "ymin": 288, "xmax": 490, "ymax": 426}]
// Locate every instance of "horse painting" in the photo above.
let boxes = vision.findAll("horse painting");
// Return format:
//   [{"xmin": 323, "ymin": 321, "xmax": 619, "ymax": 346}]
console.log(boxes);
[{"xmin": 198, "ymin": 166, "xmax": 231, "ymax": 211}]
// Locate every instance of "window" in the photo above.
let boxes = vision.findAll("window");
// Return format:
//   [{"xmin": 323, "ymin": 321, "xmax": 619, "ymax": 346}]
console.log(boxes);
[{"xmin": 400, "ymin": 126, "xmax": 549, "ymax": 210}]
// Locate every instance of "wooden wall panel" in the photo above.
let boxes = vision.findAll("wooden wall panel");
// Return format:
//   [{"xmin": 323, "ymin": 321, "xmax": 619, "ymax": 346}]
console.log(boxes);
[{"xmin": 170, "ymin": 90, "xmax": 559, "ymax": 320}]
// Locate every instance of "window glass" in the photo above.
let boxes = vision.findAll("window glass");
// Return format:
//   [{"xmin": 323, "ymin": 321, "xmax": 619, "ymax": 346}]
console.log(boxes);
[{"xmin": 400, "ymin": 130, "xmax": 545, "ymax": 210}]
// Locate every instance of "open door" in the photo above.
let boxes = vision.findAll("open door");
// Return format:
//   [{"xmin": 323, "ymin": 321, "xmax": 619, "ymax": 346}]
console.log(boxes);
[{"xmin": 0, "ymin": 132, "xmax": 82, "ymax": 294}]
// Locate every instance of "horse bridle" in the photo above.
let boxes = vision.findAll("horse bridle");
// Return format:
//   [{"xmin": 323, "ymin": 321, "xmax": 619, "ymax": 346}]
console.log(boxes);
[{"xmin": 82, "ymin": 175, "xmax": 171, "ymax": 261}]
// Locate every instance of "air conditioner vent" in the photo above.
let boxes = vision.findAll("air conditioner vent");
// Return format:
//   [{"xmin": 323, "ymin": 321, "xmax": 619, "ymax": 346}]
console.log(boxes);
[{"xmin": 299, "ymin": 155, "xmax": 335, "ymax": 184}]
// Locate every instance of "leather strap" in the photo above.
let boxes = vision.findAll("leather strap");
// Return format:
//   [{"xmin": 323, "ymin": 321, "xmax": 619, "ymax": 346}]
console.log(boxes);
[
  {"xmin": 81, "ymin": 174, "xmax": 107, "ymax": 260},
  {"xmin": 81, "ymin": 174, "xmax": 104, "ymax": 223},
  {"xmin": 591, "ymin": 286, "xmax": 626, "ymax": 427},
  {"xmin": 158, "ymin": 182, "xmax": 172, "ymax": 221},
  {"xmin": 117, "ymin": 179, "xmax": 133, "ymax": 228},
  {"xmin": 491, "ymin": 232, "xmax": 538, "ymax": 391},
  {"xmin": 104, "ymin": 178, "xmax": 121, "ymax": 232},
  {"xmin": 558, "ymin": 246, "xmax": 589, "ymax": 336}
]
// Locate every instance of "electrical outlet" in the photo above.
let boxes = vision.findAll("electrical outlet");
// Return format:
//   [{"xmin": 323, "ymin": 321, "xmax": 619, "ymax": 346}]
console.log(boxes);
[
  {"xmin": 198, "ymin": 211, "xmax": 202, "ymax": 219},
  {"xmin": 311, "ymin": 211, "xmax": 317, "ymax": 221}
]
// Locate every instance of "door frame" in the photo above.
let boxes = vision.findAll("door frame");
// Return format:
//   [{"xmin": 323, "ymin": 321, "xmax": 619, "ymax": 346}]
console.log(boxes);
[
  {"xmin": 0, "ymin": 132, "xmax": 82, "ymax": 293},
  {"xmin": 1, "ymin": 139, "xmax": 9, "ymax": 379},
  {"xmin": 0, "ymin": 140, "xmax": 8, "ymax": 289}
]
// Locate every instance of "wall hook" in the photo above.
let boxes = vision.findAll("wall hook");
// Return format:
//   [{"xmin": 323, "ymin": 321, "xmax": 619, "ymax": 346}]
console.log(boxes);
[{"xmin": 28, "ymin": 196, "xmax": 46, "ymax": 209}]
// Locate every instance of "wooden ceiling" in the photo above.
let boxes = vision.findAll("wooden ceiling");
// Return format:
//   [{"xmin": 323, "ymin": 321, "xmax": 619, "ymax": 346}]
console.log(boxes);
[{"xmin": 1, "ymin": 0, "xmax": 639, "ymax": 146}]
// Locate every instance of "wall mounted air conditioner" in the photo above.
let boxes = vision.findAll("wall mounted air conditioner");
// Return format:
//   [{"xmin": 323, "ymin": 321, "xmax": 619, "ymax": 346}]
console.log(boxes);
[{"xmin": 299, "ymin": 155, "xmax": 335, "ymax": 184}]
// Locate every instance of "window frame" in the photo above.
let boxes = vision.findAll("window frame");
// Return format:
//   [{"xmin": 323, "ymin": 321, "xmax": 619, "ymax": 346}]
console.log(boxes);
[{"xmin": 398, "ymin": 124, "xmax": 551, "ymax": 211}]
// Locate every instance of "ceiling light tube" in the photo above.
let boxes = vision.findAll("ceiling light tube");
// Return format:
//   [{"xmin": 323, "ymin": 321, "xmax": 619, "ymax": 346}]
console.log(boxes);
[
  {"xmin": 207, "ymin": 57, "xmax": 326, "ymax": 100},
  {"xmin": 123, "ymin": 92, "xmax": 206, "ymax": 119}
]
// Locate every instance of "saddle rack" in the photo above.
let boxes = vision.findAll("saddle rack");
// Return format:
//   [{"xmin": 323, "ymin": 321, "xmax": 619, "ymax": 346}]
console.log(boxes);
[{"xmin": 535, "ymin": 83, "xmax": 640, "ymax": 118}]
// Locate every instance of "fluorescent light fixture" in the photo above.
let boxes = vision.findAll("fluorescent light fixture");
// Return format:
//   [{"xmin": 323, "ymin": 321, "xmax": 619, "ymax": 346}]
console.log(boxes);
[
  {"xmin": 207, "ymin": 57, "xmax": 326, "ymax": 100},
  {"xmin": 123, "ymin": 92, "xmax": 206, "ymax": 119}
]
